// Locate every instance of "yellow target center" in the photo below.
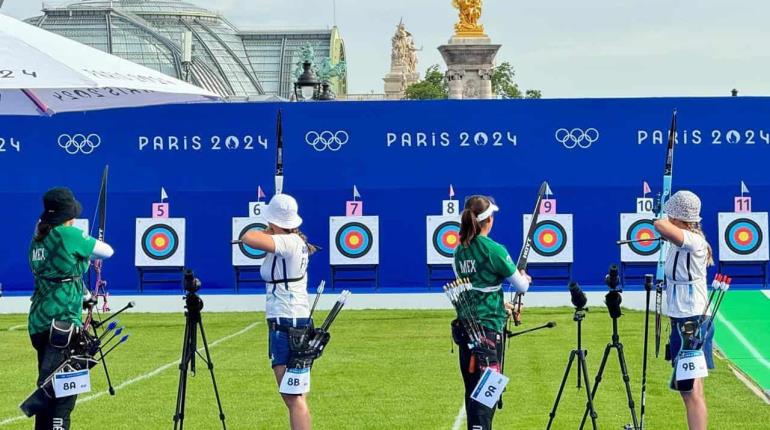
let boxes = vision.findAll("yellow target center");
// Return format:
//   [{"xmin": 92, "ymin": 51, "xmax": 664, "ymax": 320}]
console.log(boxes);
[
  {"xmin": 543, "ymin": 233, "xmax": 555, "ymax": 244},
  {"xmin": 154, "ymin": 237, "xmax": 168, "ymax": 247},
  {"xmin": 640, "ymin": 232, "xmax": 651, "ymax": 240},
  {"xmin": 738, "ymin": 231, "xmax": 750, "ymax": 242},
  {"xmin": 447, "ymin": 235, "xmax": 457, "ymax": 245},
  {"xmin": 349, "ymin": 236, "xmax": 360, "ymax": 246}
]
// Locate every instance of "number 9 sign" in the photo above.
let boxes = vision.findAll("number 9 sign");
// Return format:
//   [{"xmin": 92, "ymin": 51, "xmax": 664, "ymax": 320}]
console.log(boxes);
[{"xmin": 540, "ymin": 199, "xmax": 556, "ymax": 215}]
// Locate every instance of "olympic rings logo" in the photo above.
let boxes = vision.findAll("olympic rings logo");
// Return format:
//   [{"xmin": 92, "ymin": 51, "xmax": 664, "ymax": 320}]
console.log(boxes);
[
  {"xmin": 305, "ymin": 130, "xmax": 349, "ymax": 152},
  {"xmin": 57, "ymin": 133, "xmax": 101, "ymax": 155},
  {"xmin": 554, "ymin": 128, "xmax": 599, "ymax": 149}
]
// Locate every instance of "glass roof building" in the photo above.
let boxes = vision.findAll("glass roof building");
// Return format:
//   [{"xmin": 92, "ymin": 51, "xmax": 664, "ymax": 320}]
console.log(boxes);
[{"xmin": 25, "ymin": 0, "xmax": 347, "ymax": 99}]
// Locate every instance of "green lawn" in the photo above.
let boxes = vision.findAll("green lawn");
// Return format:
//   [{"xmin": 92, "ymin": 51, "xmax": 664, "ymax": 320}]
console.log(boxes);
[{"xmin": 0, "ymin": 308, "xmax": 767, "ymax": 429}]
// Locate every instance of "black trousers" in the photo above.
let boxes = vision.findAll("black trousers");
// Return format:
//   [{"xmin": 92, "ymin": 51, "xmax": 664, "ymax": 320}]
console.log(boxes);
[
  {"xmin": 456, "ymin": 329, "xmax": 504, "ymax": 430},
  {"xmin": 30, "ymin": 331, "xmax": 77, "ymax": 430}
]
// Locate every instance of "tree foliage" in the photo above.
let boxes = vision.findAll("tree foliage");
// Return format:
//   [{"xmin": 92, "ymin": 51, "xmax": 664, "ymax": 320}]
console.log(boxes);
[
  {"xmin": 404, "ymin": 65, "xmax": 448, "ymax": 100},
  {"xmin": 404, "ymin": 62, "xmax": 541, "ymax": 100}
]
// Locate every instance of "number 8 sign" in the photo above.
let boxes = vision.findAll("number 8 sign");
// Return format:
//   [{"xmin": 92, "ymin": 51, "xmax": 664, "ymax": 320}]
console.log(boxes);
[{"xmin": 443, "ymin": 200, "xmax": 459, "ymax": 216}]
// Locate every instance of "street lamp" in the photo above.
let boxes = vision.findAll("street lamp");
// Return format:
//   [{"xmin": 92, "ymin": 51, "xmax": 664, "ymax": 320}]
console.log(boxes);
[
  {"xmin": 317, "ymin": 82, "xmax": 336, "ymax": 101},
  {"xmin": 294, "ymin": 61, "xmax": 320, "ymax": 101}
]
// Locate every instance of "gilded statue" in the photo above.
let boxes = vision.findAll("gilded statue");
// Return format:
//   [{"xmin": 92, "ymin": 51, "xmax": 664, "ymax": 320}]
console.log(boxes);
[{"xmin": 452, "ymin": 0, "xmax": 484, "ymax": 35}]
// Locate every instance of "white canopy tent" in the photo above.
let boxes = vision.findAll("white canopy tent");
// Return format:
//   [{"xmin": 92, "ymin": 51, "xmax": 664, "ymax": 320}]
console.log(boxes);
[{"xmin": 0, "ymin": 12, "xmax": 221, "ymax": 116}]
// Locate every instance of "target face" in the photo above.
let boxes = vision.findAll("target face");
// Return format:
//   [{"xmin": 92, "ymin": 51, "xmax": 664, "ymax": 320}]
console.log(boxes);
[
  {"xmin": 136, "ymin": 218, "xmax": 185, "ymax": 267},
  {"xmin": 336, "ymin": 222, "xmax": 373, "ymax": 258},
  {"xmin": 427, "ymin": 216, "xmax": 461, "ymax": 264},
  {"xmin": 239, "ymin": 223, "xmax": 268, "ymax": 259},
  {"xmin": 330, "ymin": 216, "xmax": 379, "ymax": 265},
  {"xmin": 141, "ymin": 224, "xmax": 179, "ymax": 260},
  {"xmin": 718, "ymin": 212, "xmax": 769, "ymax": 262},
  {"xmin": 532, "ymin": 221, "xmax": 567, "ymax": 256},
  {"xmin": 725, "ymin": 219, "xmax": 762, "ymax": 255},
  {"xmin": 627, "ymin": 219, "xmax": 660, "ymax": 256},
  {"xmin": 523, "ymin": 214, "xmax": 573, "ymax": 263}
]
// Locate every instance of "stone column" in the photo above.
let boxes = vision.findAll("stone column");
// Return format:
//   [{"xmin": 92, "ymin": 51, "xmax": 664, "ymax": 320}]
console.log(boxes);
[{"xmin": 438, "ymin": 36, "xmax": 500, "ymax": 100}]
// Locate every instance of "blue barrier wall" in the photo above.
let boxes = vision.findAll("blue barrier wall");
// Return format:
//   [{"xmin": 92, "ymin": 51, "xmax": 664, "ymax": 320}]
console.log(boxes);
[{"xmin": 1, "ymin": 97, "xmax": 769, "ymax": 293}]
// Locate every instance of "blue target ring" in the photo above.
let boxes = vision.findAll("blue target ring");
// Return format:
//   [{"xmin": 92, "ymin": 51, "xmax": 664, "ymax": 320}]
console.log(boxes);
[
  {"xmin": 532, "ymin": 221, "xmax": 567, "ymax": 257},
  {"xmin": 433, "ymin": 221, "xmax": 461, "ymax": 258},
  {"xmin": 141, "ymin": 224, "xmax": 179, "ymax": 260},
  {"xmin": 627, "ymin": 219, "xmax": 661, "ymax": 256},
  {"xmin": 335, "ymin": 222, "xmax": 373, "ymax": 259},
  {"xmin": 725, "ymin": 218, "xmax": 762, "ymax": 255},
  {"xmin": 238, "ymin": 223, "xmax": 268, "ymax": 260}
]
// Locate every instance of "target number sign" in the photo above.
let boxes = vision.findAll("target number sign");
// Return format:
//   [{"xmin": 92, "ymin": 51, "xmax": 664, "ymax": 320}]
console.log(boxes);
[
  {"xmin": 620, "ymin": 214, "xmax": 661, "ymax": 262},
  {"xmin": 249, "ymin": 202, "xmax": 265, "ymax": 218},
  {"xmin": 637, "ymin": 198, "xmax": 654, "ymax": 214},
  {"xmin": 329, "ymin": 216, "xmax": 379, "ymax": 265},
  {"xmin": 523, "ymin": 214, "xmax": 573, "ymax": 263},
  {"xmin": 427, "ymin": 216, "xmax": 461, "ymax": 264},
  {"xmin": 718, "ymin": 212, "xmax": 769, "ymax": 261},
  {"xmin": 135, "ymin": 218, "xmax": 185, "ymax": 267},
  {"xmin": 734, "ymin": 197, "xmax": 751, "ymax": 213},
  {"xmin": 540, "ymin": 199, "xmax": 557, "ymax": 214},
  {"xmin": 152, "ymin": 203, "xmax": 169, "ymax": 219},
  {"xmin": 346, "ymin": 201, "xmax": 363, "ymax": 217},
  {"xmin": 443, "ymin": 200, "xmax": 460, "ymax": 216},
  {"xmin": 232, "ymin": 217, "xmax": 268, "ymax": 265}
]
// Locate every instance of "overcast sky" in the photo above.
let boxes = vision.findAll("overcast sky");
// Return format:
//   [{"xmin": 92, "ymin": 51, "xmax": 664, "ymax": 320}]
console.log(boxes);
[{"xmin": 4, "ymin": 0, "xmax": 768, "ymax": 98}]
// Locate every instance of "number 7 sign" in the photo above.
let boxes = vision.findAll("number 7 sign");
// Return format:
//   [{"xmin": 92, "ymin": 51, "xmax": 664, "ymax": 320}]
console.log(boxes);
[{"xmin": 346, "ymin": 201, "xmax": 363, "ymax": 216}]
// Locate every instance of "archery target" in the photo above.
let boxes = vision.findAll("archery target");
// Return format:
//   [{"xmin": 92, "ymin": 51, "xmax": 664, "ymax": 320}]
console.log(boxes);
[
  {"xmin": 427, "ymin": 216, "xmax": 461, "ymax": 264},
  {"xmin": 232, "ymin": 217, "xmax": 268, "ymax": 266},
  {"xmin": 522, "ymin": 214, "xmax": 573, "ymax": 263},
  {"xmin": 135, "ymin": 218, "xmax": 185, "ymax": 266},
  {"xmin": 73, "ymin": 219, "xmax": 89, "ymax": 236},
  {"xmin": 329, "ymin": 216, "xmax": 379, "ymax": 265},
  {"xmin": 718, "ymin": 212, "xmax": 769, "ymax": 261},
  {"xmin": 620, "ymin": 213, "xmax": 662, "ymax": 262}
]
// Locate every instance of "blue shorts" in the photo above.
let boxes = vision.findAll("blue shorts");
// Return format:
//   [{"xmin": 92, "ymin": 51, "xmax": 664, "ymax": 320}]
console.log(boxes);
[
  {"xmin": 669, "ymin": 316, "xmax": 715, "ymax": 369},
  {"xmin": 267, "ymin": 317, "xmax": 311, "ymax": 368}
]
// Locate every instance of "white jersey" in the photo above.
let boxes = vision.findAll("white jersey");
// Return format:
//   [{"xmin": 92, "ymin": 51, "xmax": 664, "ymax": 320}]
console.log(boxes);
[
  {"xmin": 260, "ymin": 233, "xmax": 310, "ymax": 319},
  {"xmin": 664, "ymin": 230, "xmax": 709, "ymax": 318}
]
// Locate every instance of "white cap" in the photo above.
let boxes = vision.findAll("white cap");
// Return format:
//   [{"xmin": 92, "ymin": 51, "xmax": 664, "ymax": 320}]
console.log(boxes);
[
  {"xmin": 477, "ymin": 202, "xmax": 499, "ymax": 222},
  {"xmin": 264, "ymin": 194, "xmax": 303, "ymax": 230},
  {"xmin": 665, "ymin": 190, "xmax": 702, "ymax": 223}
]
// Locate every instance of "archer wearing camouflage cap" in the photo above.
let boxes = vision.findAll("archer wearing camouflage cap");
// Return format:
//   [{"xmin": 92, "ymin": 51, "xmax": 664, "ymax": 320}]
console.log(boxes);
[{"xmin": 654, "ymin": 189, "xmax": 715, "ymax": 430}]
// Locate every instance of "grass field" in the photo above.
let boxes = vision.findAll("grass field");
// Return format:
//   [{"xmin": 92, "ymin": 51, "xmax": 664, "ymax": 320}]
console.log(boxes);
[{"xmin": 1, "ymin": 307, "xmax": 768, "ymax": 429}]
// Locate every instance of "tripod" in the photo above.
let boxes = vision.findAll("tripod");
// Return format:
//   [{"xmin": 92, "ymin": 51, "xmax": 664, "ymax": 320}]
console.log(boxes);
[
  {"xmin": 546, "ymin": 308, "xmax": 597, "ymax": 430},
  {"xmin": 173, "ymin": 286, "xmax": 227, "ymax": 430},
  {"xmin": 579, "ymin": 315, "xmax": 639, "ymax": 430}
]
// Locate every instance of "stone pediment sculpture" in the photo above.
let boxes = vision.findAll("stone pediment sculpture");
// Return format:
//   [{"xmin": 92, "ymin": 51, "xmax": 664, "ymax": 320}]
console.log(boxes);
[{"xmin": 384, "ymin": 20, "xmax": 420, "ymax": 99}]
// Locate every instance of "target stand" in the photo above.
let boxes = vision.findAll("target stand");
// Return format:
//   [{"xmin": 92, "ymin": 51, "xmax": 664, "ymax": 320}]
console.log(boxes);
[
  {"xmin": 619, "ymin": 214, "xmax": 661, "ymax": 287},
  {"xmin": 718, "ymin": 212, "xmax": 769, "ymax": 286},
  {"xmin": 232, "ymin": 214, "xmax": 268, "ymax": 292},
  {"xmin": 523, "ymin": 214, "xmax": 574, "ymax": 284},
  {"xmin": 426, "ymin": 216, "xmax": 461, "ymax": 287},
  {"xmin": 135, "ymin": 218, "xmax": 186, "ymax": 292},
  {"xmin": 329, "ymin": 216, "xmax": 380, "ymax": 290}
]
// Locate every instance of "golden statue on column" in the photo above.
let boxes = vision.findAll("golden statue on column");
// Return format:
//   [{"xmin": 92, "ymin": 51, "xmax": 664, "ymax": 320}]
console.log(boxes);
[{"xmin": 452, "ymin": 0, "xmax": 485, "ymax": 36}]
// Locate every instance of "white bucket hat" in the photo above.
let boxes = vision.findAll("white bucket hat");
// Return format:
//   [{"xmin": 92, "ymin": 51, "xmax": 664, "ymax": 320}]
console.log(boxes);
[
  {"xmin": 264, "ymin": 194, "xmax": 303, "ymax": 230},
  {"xmin": 665, "ymin": 190, "xmax": 702, "ymax": 222}
]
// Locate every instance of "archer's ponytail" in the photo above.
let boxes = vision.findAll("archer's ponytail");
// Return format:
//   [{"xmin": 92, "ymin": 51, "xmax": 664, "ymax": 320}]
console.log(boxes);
[
  {"xmin": 687, "ymin": 222, "xmax": 715, "ymax": 267},
  {"xmin": 459, "ymin": 196, "xmax": 492, "ymax": 247},
  {"xmin": 34, "ymin": 221, "xmax": 54, "ymax": 242}
]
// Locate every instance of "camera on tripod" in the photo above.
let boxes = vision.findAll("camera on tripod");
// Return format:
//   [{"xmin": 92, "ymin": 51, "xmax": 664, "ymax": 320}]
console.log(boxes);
[
  {"xmin": 184, "ymin": 269, "xmax": 201, "ymax": 294},
  {"xmin": 604, "ymin": 265, "xmax": 623, "ymax": 319}
]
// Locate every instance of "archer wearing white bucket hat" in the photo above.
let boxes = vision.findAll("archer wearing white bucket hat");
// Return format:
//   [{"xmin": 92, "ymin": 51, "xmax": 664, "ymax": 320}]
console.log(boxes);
[
  {"xmin": 654, "ymin": 190, "xmax": 715, "ymax": 430},
  {"xmin": 239, "ymin": 193, "xmax": 317, "ymax": 430}
]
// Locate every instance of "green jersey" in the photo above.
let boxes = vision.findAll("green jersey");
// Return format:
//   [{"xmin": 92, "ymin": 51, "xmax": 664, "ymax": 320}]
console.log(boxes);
[
  {"xmin": 28, "ymin": 225, "xmax": 96, "ymax": 335},
  {"xmin": 453, "ymin": 235, "xmax": 517, "ymax": 333}
]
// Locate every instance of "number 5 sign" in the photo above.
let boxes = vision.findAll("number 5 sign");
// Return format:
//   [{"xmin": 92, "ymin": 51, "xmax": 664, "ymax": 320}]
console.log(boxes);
[{"xmin": 152, "ymin": 203, "xmax": 169, "ymax": 219}]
